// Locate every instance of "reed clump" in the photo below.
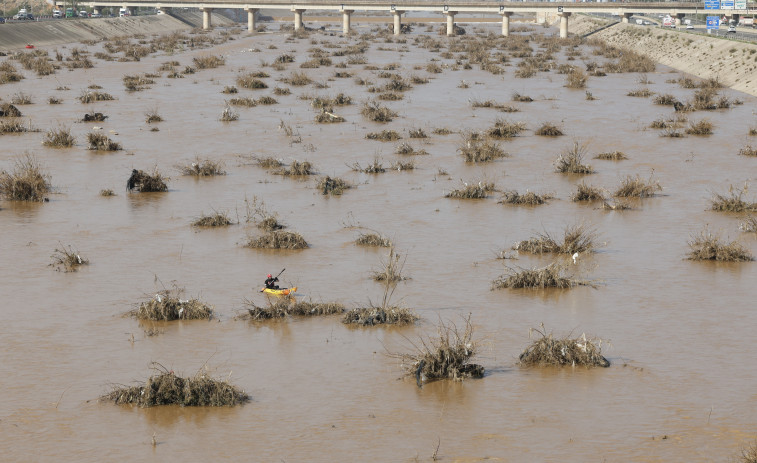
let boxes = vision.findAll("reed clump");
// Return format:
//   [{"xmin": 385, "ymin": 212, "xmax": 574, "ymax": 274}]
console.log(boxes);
[
  {"xmin": 518, "ymin": 327, "xmax": 610, "ymax": 368},
  {"xmin": 572, "ymin": 182, "xmax": 605, "ymax": 202},
  {"xmin": 738, "ymin": 145, "xmax": 757, "ymax": 157},
  {"xmin": 129, "ymin": 288, "xmax": 214, "ymax": 321},
  {"xmin": 255, "ymin": 156, "xmax": 283, "ymax": 169},
  {"xmin": 535, "ymin": 122, "xmax": 564, "ymax": 136},
  {"xmin": 361, "ymin": 101, "xmax": 397, "ymax": 122},
  {"xmin": 220, "ymin": 106, "xmax": 239, "ymax": 122},
  {"xmin": 351, "ymin": 158, "xmax": 385, "ymax": 174},
  {"xmin": 79, "ymin": 91, "xmax": 114, "ymax": 103},
  {"xmin": 487, "ymin": 119, "xmax": 527, "ymax": 139},
  {"xmin": 686, "ymin": 228, "xmax": 754, "ymax": 262},
  {"xmin": 236, "ymin": 74, "xmax": 268, "ymax": 89},
  {"xmin": 498, "ymin": 190, "xmax": 553, "ymax": 206},
  {"xmin": 356, "ymin": 232, "xmax": 392, "ymax": 247},
  {"xmin": 82, "ymin": 112, "xmax": 107, "ymax": 122},
  {"xmin": 740, "ymin": 216, "xmax": 757, "ymax": 233},
  {"xmin": 555, "ymin": 141, "xmax": 594, "ymax": 174},
  {"xmin": 43, "ymin": 127, "xmax": 75, "ymax": 148},
  {"xmin": 0, "ymin": 103, "xmax": 22, "ymax": 117},
  {"xmin": 392, "ymin": 315, "xmax": 484, "ymax": 386},
  {"xmin": 493, "ymin": 262, "xmax": 592, "ymax": 289},
  {"xmin": 458, "ymin": 133, "xmax": 507, "ymax": 162},
  {"xmin": 594, "ymin": 151, "xmax": 627, "ymax": 161},
  {"xmin": 317, "ymin": 176, "xmax": 351, "ymax": 195},
  {"xmin": 50, "ymin": 244, "xmax": 89, "ymax": 272},
  {"xmin": 275, "ymin": 160, "xmax": 314, "ymax": 176},
  {"xmin": 366, "ymin": 130, "xmax": 401, "ymax": 141},
  {"xmin": 315, "ymin": 109, "xmax": 345, "ymax": 123},
  {"xmin": 193, "ymin": 55, "xmax": 226, "ymax": 69},
  {"xmin": 342, "ymin": 306, "xmax": 419, "ymax": 326},
  {"xmin": 0, "ymin": 155, "xmax": 51, "ymax": 202},
  {"xmin": 181, "ymin": 158, "xmax": 226, "ymax": 176},
  {"xmin": 685, "ymin": 119, "xmax": 714, "ymax": 135},
  {"xmin": 613, "ymin": 174, "xmax": 662, "ymax": 198},
  {"xmin": 127, "ymin": 169, "xmax": 168, "ymax": 192},
  {"xmin": 245, "ymin": 231, "xmax": 309, "ymax": 249},
  {"xmin": 244, "ymin": 299, "xmax": 345, "ymax": 320},
  {"xmin": 513, "ymin": 224, "xmax": 597, "ymax": 255},
  {"xmin": 192, "ymin": 212, "xmax": 232, "ymax": 227},
  {"xmin": 102, "ymin": 363, "xmax": 248, "ymax": 407},
  {"xmin": 710, "ymin": 184, "xmax": 757, "ymax": 212},
  {"xmin": 87, "ymin": 133, "xmax": 122, "ymax": 151}
]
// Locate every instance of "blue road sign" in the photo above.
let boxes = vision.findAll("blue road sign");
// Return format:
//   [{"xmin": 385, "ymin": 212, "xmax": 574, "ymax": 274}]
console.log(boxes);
[
  {"xmin": 704, "ymin": 0, "xmax": 719, "ymax": 9},
  {"xmin": 721, "ymin": 0, "xmax": 734, "ymax": 9},
  {"xmin": 706, "ymin": 16, "xmax": 720, "ymax": 29}
]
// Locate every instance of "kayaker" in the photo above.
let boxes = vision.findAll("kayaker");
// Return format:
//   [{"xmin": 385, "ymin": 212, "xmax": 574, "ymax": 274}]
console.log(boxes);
[{"xmin": 264, "ymin": 273, "xmax": 279, "ymax": 289}]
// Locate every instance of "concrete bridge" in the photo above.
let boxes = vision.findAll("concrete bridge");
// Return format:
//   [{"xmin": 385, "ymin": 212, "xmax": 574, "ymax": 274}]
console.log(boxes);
[{"xmin": 55, "ymin": 1, "xmax": 756, "ymax": 37}]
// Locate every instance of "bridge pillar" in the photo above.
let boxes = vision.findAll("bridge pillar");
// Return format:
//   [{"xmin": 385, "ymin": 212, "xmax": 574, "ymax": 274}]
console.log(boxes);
[
  {"xmin": 622, "ymin": 13, "xmax": 632, "ymax": 24},
  {"xmin": 247, "ymin": 8, "xmax": 258, "ymax": 32},
  {"xmin": 92, "ymin": 6, "xmax": 100, "ymax": 15},
  {"xmin": 293, "ymin": 9, "xmax": 305, "ymax": 30},
  {"xmin": 201, "ymin": 8, "xmax": 213, "ymax": 30},
  {"xmin": 500, "ymin": 12, "xmax": 512, "ymax": 36},
  {"xmin": 675, "ymin": 13, "xmax": 685, "ymax": 27},
  {"xmin": 446, "ymin": 12, "xmax": 457, "ymax": 36},
  {"xmin": 559, "ymin": 12, "xmax": 571, "ymax": 39},
  {"xmin": 342, "ymin": 10, "xmax": 353, "ymax": 35},
  {"xmin": 392, "ymin": 10, "xmax": 403, "ymax": 35}
]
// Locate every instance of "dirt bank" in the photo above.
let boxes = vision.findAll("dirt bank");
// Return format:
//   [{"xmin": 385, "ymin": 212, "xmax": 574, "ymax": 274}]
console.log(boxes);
[
  {"xmin": 575, "ymin": 15, "xmax": 757, "ymax": 96},
  {"xmin": 0, "ymin": 12, "xmax": 234, "ymax": 52}
]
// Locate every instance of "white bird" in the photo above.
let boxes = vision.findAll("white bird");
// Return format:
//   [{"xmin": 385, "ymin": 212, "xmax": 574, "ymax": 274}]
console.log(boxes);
[
  {"xmin": 572, "ymin": 252, "xmax": 579, "ymax": 264},
  {"xmin": 92, "ymin": 126, "xmax": 102, "ymax": 130},
  {"xmin": 178, "ymin": 307, "xmax": 184, "ymax": 318},
  {"xmin": 154, "ymin": 294, "xmax": 162, "ymax": 303},
  {"xmin": 76, "ymin": 254, "xmax": 82, "ymax": 264}
]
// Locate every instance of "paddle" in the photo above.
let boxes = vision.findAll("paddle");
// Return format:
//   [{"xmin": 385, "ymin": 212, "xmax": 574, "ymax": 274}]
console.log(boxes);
[{"xmin": 260, "ymin": 268, "xmax": 286, "ymax": 292}]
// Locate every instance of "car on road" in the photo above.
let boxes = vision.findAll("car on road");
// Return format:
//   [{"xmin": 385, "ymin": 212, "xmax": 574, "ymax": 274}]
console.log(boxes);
[
  {"xmin": 727, "ymin": 26, "xmax": 736, "ymax": 33},
  {"xmin": 52, "ymin": 9, "xmax": 62, "ymax": 18},
  {"xmin": 79, "ymin": 10, "xmax": 89, "ymax": 17},
  {"xmin": 91, "ymin": 12, "xmax": 101, "ymax": 18},
  {"xmin": 13, "ymin": 10, "xmax": 34, "ymax": 20},
  {"xmin": 686, "ymin": 24, "xmax": 694, "ymax": 30}
]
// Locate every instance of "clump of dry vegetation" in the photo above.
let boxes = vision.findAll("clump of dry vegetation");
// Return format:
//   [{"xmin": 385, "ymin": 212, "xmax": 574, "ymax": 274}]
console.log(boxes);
[
  {"xmin": 192, "ymin": 211, "xmax": 233, "ymax": 227},
  {"xmin": 43, "ymin": 127, "xmax": 75, "ymax": 148},
  {"xmin": 487, "ymin": 118, "xmax": 526, "ymax": 139},
  {"xmin": 236, "ymin": 73, "xmax": 268, "ymax": 89},
  {"xmin": 535, "ymin": 122, "xmax": 564, "ymax": 136},
  {"xmin": 492, "ymin": 263, "xmax": 592, "ymax": 289},
  {"xmin": 513, "ymin": 223, "xmax": 598, "ymax": 255},
  {"xmin": 145, "ymin": 108, "xmax": 162, "ymax": 123},
  {"xmin": 181, "ymin": 158, "xmax": 226, "ymax": 176},
  {"xmin": 342, "ymin": 306, "xmax": 419, "ymax": 326},
  {"xmin": 361, "ymin": 101, "xmax": 397, "ymax": 122},
  {"xmin": 101, "ymin": 363, "xmax": 248, "ymax": 407},
  {"xmin": 129, "ymin": 288, "xmax": 214, "ymax": 321},
  {"xmin": 498, "ymin": 190, "xmax": 553, "ymax": 206},
  {"xmin": 0, "ymin": 103, "xmax": 22, "ymax": 117},
  {"xmin": 445, "ymin": 180, "xmax": 495, "ymax": 199},
  {"xmin": 315, "ymin": 109, "xmax": 345, "ymax": 123},
  {"xmin": 87, "ymin": 133, "xmax": 122, "ymax": 151},
  {"xmin": 50, "ymin": 244, "xmax": 89, "ymax": 272},
  {"xmin": 127, "ymin": 168, "xmax": 168, "ymax": 192},
  {"xmin": 356, "ymin": 232, "xmax": 392, "ymax": 247},
  {"xmin": 392, "ymin": 315, "xmax": 484, "ymax": 387},
  {"xmin": 82, "ymin": 112, "xmax": 107, "ymax": 122},
  {"xmin": 594, "ymin": 151, "xmax": 627, "ymax": 161},
  {"xmin": 193, "ymin": 55, "xmax": 226, "ymax": 69},
  {"xmin": 738, "ymin": 145, "xmax": 757, "ymax": 157},
  {"xmin": 710, "ymin": 184, "xmax": 757, "ymax": 212},
  {"xmin": 0, "ymin": 154, "xmax": 51, "ymax": 202},
  {"xmin": 317, "ymin": 176, "xmax": 351, "ymax": 195},
  {"xmin": 275, "ymin": 160, "xmax": 314, "ymax": 176},
  {"xmin": 686, "ymin": 228, "xmax": 754, "ymax": 262},
  {"xmin": 220, "ymin": 106, "xmax": 239, "ymax": 122},
  {"xmin": 351, "ymin": 158, "xmax": 386, "ymax": 174},
  {"xmin": 245, "ymin": 231, "xmax": 309, "ymax": 249},
  {"xmin": 555, "ymin": 141, "xmax": 594, "ymax": 174},
  {"xmin": 685, "ymin": 119, "xmax": 714, "ymax": 135},
  {"xmin": 366, "ymin": 130, "xmax": 401, "ymax": 141},
  {"xmin": 458, "ymin": 132, "xmax": 507, "ymax": 162},
  {"xmin": 243, "ymin": 298, "xmax": 345, "ymax": 320},
  {"xmin": 518, "ymin": 326, "xmax": 610, "ymax": 368},
  {"xmin": 613, "ymin": 174, "xmax": 662, "ymax": 198},
  {"xmin": 572, "ymin": 182, "xmax": 605, "ymax": 202},
  {"xmin": 740, "ymin": 216, "xmax": 757, "ymax": 233},
  {"xmin": 79, "ymin": 90, "xmax": 114, "ymax": 103}
]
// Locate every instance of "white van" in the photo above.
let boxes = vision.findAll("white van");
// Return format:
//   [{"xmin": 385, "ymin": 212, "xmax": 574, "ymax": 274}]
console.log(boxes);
[{"xmin": 119, "ymin": 8, "xmax": 130, "ymax": 17}]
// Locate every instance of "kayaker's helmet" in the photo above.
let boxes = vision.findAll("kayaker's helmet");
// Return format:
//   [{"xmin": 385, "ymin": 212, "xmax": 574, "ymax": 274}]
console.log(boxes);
[{"xmin": 267, "ymin": 274, "xmax": 272, "ymax": 278}]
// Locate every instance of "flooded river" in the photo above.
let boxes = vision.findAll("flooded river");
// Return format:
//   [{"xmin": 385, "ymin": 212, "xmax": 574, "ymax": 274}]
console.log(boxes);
[{"xmin": 1, "ymin": 18, "xmax": 756, "ymax": 462}]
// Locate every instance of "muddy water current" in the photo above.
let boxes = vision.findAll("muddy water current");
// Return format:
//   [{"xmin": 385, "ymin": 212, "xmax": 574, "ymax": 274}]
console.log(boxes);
[{"xmin": 1, "ymin": 20, "xmax": 757, "ymax": 462}]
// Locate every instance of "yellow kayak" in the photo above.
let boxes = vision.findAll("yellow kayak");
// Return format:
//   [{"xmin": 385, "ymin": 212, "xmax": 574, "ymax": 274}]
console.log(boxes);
[{"xmin": 260, "ymin": 286, "xmax": 297, "ymax": 296}]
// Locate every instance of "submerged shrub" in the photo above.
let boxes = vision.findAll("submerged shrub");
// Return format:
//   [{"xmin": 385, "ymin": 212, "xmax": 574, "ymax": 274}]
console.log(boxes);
[
  {"xmin": 43, "ymin": 127, "xmax": 75, "ymax": 148},
  {"xmin": 554, "ymin": 141, "xmax": 594, "ymax": 174},
  {"xmin": 613, "ymin": 174, "xmax": 662, "ymax": 198},
  {"xmin": 492, "ymin": 263, "xmax": 592, "ymax": 289},
  {"xmin": 535, "ymin": 122, "xmax": 564, "ymax": 136},
  {"xmin": 518, "ymin": 327, "xmax": 610, "ymax": 368},
  {"xmin": 245, "ymin": 230, "xmax": 309, "ymax": 249},
  {"xmin": 687, "ymin": 228, "xmax": 754, "ymax": 262},
  {"xmin": 0, "ymin": 154, "xmax": 51, "ymax": 202}
]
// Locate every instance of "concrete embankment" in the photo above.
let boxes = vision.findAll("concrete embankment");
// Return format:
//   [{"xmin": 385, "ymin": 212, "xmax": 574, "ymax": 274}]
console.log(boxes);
[
  {"xmin": 0, "ymin": 12, "xmax": 235, "ymax": 52},
  {"xmin": 572, "ymin": 15, "xmax": 757, "ymax": 97}
]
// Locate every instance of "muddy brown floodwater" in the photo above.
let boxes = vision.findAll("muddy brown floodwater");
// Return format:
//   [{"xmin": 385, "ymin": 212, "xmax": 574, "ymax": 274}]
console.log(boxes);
[{"xmin": 1, "ymin": 19, "xmax": 757, "ymax": 463}]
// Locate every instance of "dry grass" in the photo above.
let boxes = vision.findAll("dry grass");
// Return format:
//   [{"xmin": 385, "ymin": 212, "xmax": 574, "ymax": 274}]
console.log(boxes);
[
  {"xmin": 129, "ymin": 288, "xmax": 214, "ymax": 321},
  {"xmin": 370, "ymin": 247, "xmax": 409, "ymax": 282},
  {"xmin": 0, "ymin": 118, "xmax": 29, "ymax": 134},
  {"xmin": 43, "ymin": 127, "xmax": 75, "ymax": 148},
  {"xmin": 275, "ymin": 160, "xmax": 314, "ymax": 176},
  {"xmin": 351, "ymin": 158, "xmax": 386, "ymax": 174},
  {"xmin": 101, "ymin": 363, "xmax": 248, "ymax": 407},
  {"xmin": 492, "ymin": 263, "xmax": 592, "ymax": 289},
  {"xmin": 594, "ymin": 151, "xmax": 627, "ymax": 161},
  {"xmin": 687, "ymin": 228, "xmax": 754, "ymax": 262},
  {"xmin": 565, "ymin": 68, "xmax": 588, "ymax": 89},
  {"xmin": 445, "ymin": 180, "xmax": 495, "ymax": 199},
  {"xmin": 512, "ymin": 92, "xmax": 533, "ymax": 102},
  {"xmin": 513, "ymin": 223, "xmax": 598, "ymax": 255},
  {"xmin": 740, "ymin": 216, "xmax": 757, "ymax": 233},
  {"xmin": 518, "ymin": 326, "xmax": 610, "ymax": 368},
  {"xmin": 627, "ymin": 88, "xmax": 654, "ymax": 97},
  {"xmin": 487, "ymin": 119, "xmax": 527, "ymax": 139},
  {"xmin": 356, "ymin": 232, "xmax": 392, "ymax": 247},
  {"xmin": 535, "ymin": 122, "xmax": 564, "ymax": 137},
  {"xmin": 740, "ymin": 441, "xmax": 757, "ymax": 463},
  {"xmin": 0, "ymin": 103, "xmax": 23, "ymax": 117},
  {"xmin": 87, "ymin": 133, "xmax": 122, "ymax": 151},
  {"xmin": 710, "ymin": 184, "xmax": 757, "ymax": 212},
  {"xmin": 243, "ymin": 298, "xmax": 344, "ymax": 320},
  {"xmin": 613, "ymin": 174, "xmax": 662, "ymax": 198},
  {"xmin": 498, "ymin": 190, "xmax": 553, "ymax": 206},
  {"xmin": 366, "ymin": 130, "xmax": 402, "ymax": 141},
  {"xmin": 685, "ymin": 119, "xmax": 714, "ymax": 135},
  {"xmin": 600, "ymin": 199, "xmax": 632, "ymax": 211},
  {"xmin": 192, "ymin": 211, "xmax": 232, "ymax": 227},
  {"xmin": 220, "ymin": 106, "xmax": 239, "ymax": 122},
  {"xmin": 317, "ymin": 176, "xmax": 351, "ymax": 195},
  {"xmin": 127, "ymin": 169, "xmax": 168, "ymax": 192},
  {"xmin": 315, "ymin": 109, "xmax": 345, "ymax": 123},
  {"xmin": 245, "ymin": 231, "xmax": 309, "ymax": 249},
  {"xmin": 555, "ymin": 141, "xmax": 594, "ymax": 174},
  {"xmin": 738, "ymin": 145, "xmax": 757, "ymax": 157},
  {"xmin": 458, "ymin": 132, "xmax": 507, "ymax": 162},
  {"xmin": 145, "ymin": 109, "xmax": 162, "ymax": 123},
  {"xmin": 572, "ymin": 182, "xmax": 605, "ymax": 202},
  {"xmin": 193, "ymin": 55, "xmax": 226, "ymax": 69},
  {"xmin": 0, "ymin": 154, "xmax": 51, "ymax": 202},
  {"xmin": 11, "ymin": 92, "xmax": 33, "ymax": 105},
  {"xmin": 82, "ymin": 112, "xmax": 107, "ymax": 122},
  {"xmin": 100, "ymin": 189, "xmax": 116, "ymax": 197},
  {"xmin": 342, "ymin": 306, "xmax": 419, "ymax": 326},
  {"xmin": 391, "ymin": 315, "xmax": 484, "ymax": 386},
  {"xmin": 181, "ymin": 158, "xmax": 226, "ymax": 176},
  {"xmin": 255, "ymin": 156, "xmax": 283, "ymax": 169},
  {"xmin": 236, "ymin": 73, "xmax": 268, "ymax": 89},
  {"xmin": 50, "ymin": 244, "xmax": 89, "ymax": 272},
  {"xmin": 227, "ymin": 97, "xmax": 257, "ymax": 108},
  {"xmin": 391, "ymin": 159, "xmax": 416, "ymax": 171},
  {"xmin": 394, "ymin": 142, "xmax": 429, "ymax": 156},
  {"xmin": 361, "ymin": 101, "xmax": 397, "ymax": 123},
  {"xmin": 79, "ymin": 91, "xmax": 114, "ymax": 103},
  {"xmin": 284, "ymin": 71, "xmax": 313, "ymax": 86}
]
